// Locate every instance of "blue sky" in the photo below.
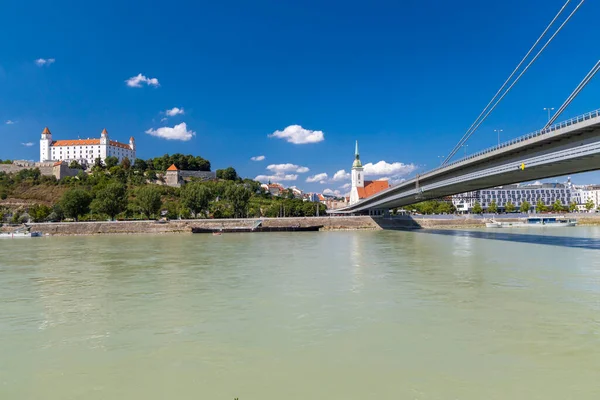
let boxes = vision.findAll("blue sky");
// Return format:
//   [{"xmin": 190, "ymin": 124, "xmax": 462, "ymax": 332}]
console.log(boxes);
[{"xmin": 1, "ymin": 0, "xmax": 599, "ymax": 195}]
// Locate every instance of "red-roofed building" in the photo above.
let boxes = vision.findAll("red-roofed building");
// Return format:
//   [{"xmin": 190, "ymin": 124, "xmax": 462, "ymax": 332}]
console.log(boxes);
[
  {"xmin": 349, "ymin": 141, "xmax": 389, "ymax": 205},
  {"xmin": 40, "ymin": 127, "xmax": 136, "ymax": 166}
]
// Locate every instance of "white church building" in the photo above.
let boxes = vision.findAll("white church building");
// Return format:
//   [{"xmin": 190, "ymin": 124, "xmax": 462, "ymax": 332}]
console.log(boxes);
[
  {"xmin": 40, "ymin": 127, "xmax": 135, "ymax": 166},
  {"xmin": 349, "ymin": 141, "xmax": 389, "ymax": 206}
]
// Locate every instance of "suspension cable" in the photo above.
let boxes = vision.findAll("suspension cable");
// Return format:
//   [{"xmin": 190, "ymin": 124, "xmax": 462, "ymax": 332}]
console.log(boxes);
[
  {"xmin": 443, "ymin": 0, "xmax": 583, "ymax": 164},
  {"xmin": 545, "ymin": 60, "xmax": 600, "ymax": 128}
]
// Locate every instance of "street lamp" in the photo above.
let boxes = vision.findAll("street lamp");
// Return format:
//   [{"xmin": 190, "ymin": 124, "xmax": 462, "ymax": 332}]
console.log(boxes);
[
  {"xmin": 494, "ymin": 129, "xmax": 503, "ymax": 146},
  {"xmin": 543, "ymin": 107, "xmax": 555, "ymax": 123}
]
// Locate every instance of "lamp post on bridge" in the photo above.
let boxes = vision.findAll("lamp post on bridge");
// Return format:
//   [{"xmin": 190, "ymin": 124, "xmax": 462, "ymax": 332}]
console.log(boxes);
[
  {"xmin": 437, "ymin": 155, "xmax": 445, "ymax": 166},
  {"xmin": 462, "ymin": 144, "xmax": 468, "ymax": 158},
  {"xmin": 544, "ymin": 107, "xmax": 555, "ymax": 123},
  {"xmin": 494, "ymin": 129, "xmax": 503, "ymax": 146}
]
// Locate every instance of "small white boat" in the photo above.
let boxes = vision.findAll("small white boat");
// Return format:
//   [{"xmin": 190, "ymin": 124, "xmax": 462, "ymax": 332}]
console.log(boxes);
[
  {"xmin": 0, "ymin": 230, "xmax": 43, "ymax": 238},
  {"xmin": 486, "ymin": 216, "xmax": 577, "ymax": 228},
  {"xmin": 0, "ymin": 226, "xmax": 43, "ymax": 238}
]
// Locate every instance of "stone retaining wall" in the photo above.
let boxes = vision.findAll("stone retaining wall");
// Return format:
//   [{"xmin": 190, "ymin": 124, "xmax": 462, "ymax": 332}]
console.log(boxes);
[{"xmin": 28, "ymin": 216, "xmax": 380, "ymax": 236}]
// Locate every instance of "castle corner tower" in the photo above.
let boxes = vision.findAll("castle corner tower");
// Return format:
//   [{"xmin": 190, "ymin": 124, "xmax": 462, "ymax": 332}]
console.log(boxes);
[{"xmin": 40, "ymin": 127, "xmax": 52, "ymax": 162}]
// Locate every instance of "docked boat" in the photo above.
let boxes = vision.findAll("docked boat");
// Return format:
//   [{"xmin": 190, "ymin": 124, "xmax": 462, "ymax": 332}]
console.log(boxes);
[
  {"xmin": 0, "ymin": 227, "xmax": 43, "ymax": 238},
  {"xmin": 192, "ymin": 225, "xmax": 323, "ymax": 233},
  {"xmin": 486, "ymin": 216, "xmax": 577, "ymax": 228}
]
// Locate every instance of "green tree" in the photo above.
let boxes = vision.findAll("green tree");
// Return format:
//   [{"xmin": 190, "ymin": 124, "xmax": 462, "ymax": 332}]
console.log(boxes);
[
  {"xmin": 520, "ymin": 200, "xmax": 531, "ymax": 213},
  {"xmin": 69, "ymin": 160, "xmax": 83, "ymax": 169},
  {"xmin": 585, "ymin": 198, "xmax": 595, "ymax": 211},
  {"xmin": 133, "ymin": 158, "xmax": 148, "ymax": 172},
  {"xmin": 94, "ymin": 157, "xmax": 104, "ymax": 169},
  {"xmin": 135, "ymin": 186, "xmax": 162, "ymax": 219},
  {"xmin": 181, "ymin": 183, "xmax": 212, "ymax": 217},
  {"xmin": 105, "ymin": 156, "xmax": 119, "ymax": 168},
  {"xmin": 505, "ymin": 201, "xmax": 516, "ymax": 213},
  {"xmin": 535, "ymin": 199, "xmax": 547, "ymax": 213},
  {"xmin": 437, "ymin": 201, "xmax": 455, "ymax": 214},
  {"xmin": 216, "ymin": 167, "xmax": 238, "ymax": 181},
  {"xmin": 472, "ymin": 201, "xmax": 483, "ymax": 214},
  {"xmin": 569, "ymin": 201, "xmax": 578, "ymax": 212},
  {"xmin": 91, "ymin": 182, "xmax": 128, "ymax": 220},
  {"xmin": 225, "ymin": 185, "xmax": 252, "ymax": 218},
  {"xmin": 552, "ymin": 199, "xmax": 563, "ymax": 212},
  {"xmin": 60, "ymin": 188, "xmax": 92, "ymax": 221},
  {"xmin": 29, "ymin": 204, "xmax": 52, "ymax": 222},
  {"xmin": 487, "ymin": 200, "xmax": 498, "ymax": 214},
  {"xmin": 121, "ymin": 157, "xmax": 131, "ymax": 170}
]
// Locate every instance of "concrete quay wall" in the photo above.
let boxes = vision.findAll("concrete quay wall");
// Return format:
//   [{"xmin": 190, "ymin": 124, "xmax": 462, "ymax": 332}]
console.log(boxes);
[{"xmin": 28, "ymin": 216, "xmax": 381, "ymax": 236}]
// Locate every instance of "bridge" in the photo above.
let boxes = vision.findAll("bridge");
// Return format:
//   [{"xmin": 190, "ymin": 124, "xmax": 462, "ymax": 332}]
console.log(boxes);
[{"xmin": 333, "ymin": 109, "xmax": 600, "ymax": 214}]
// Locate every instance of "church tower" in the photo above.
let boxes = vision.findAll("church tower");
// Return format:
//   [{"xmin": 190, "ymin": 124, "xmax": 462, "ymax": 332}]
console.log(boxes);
[
  {"xmin": 349, "ymin": 140, "xmax": 364, "ymax": 205},
  {"xmin": 40, "ymin": 127, "xmax": 52, "ymax": 162}
]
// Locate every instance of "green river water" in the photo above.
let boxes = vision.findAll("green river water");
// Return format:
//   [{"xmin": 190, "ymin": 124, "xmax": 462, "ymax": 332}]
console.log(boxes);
[{"xmin": 1, "ymin": 228, "xmax": 600, "ymax": 399}]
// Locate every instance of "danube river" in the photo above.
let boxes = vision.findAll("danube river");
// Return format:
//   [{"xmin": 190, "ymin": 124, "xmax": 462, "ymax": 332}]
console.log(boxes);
[{"xmin": 2, "ymin": 228, "xmax": 600, "ymax": 399}]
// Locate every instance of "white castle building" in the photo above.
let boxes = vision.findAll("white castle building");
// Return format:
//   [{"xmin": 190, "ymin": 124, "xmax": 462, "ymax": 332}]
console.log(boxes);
[{"xmin": 40, "ymin": 127, "xmax": 135, "ymax": 165}]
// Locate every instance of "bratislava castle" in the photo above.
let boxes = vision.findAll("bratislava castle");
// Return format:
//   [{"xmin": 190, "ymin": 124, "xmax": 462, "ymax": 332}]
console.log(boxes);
[{"xmin": 40, "ymin": 127, "xmax": 135, "ymax": 165}]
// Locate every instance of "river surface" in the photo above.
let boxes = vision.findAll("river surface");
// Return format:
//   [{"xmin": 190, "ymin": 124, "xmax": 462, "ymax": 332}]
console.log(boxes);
[{"xmin": 2, "ymin": 228, "xmax": 600, "ymax": 399}]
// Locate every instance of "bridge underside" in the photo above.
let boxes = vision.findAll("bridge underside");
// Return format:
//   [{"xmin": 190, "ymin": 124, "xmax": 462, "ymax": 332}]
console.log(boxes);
[{"xmin": 336, "ymin": 121, "xmax": 600, "ymax": 213}]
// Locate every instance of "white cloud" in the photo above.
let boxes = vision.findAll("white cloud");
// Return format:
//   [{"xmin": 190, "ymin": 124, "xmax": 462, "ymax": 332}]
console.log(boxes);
[
  {"xmin": 126, "ymin": 73, "xmax": 160, "ymax": 88},
  {"xmin": 5, "ymin": 120, "xmax": 16, "ymax": 125},
  {"xmin": 160, "ymin": 117, "xmax": 167, "ymax": 122},
  {"xmin": 266, "ymin": 163, "xmax": 309, "ymax": 173},
  {"xmin": 21, "ymin": 142, "xmax": 34, "ymax": 147},
  {"xmin": 386, "ymin": 177, "xmax": 407, "ymax": 185},
  {"xmin": 363, "ymin": 161, "xmax": 416, "ymax": 177},
  {"xmin": 306, "ymin": 173, "xmax": 328, "ymax": 183},
  {"xmin": 323, "ymin": 188, "xmax": 343, "ymax": 197},
  {"xmin": 165, "ymin": 107, "xmax": 184, "ymax": 117},
  {"xmin": 145, "ymin": 122, "xmax": 195, "ymax": 141},
  {"xmin": 340, "ymin": 183, "xmax": 351, "ymax": 189},
  {"xmin": 255, "ymin": 173, "xmax": 298, "ymax": 183},
  {"xmin": 269, "ymin": 125, "xmax": 325, "ymax": 144},
  {"xmin": 251, "ymin": 155, "xmax": 265, "ymax": 161},
  {"xmin": 35, "ymin": 58, "xmax": 55, "ymax": 66},
  {"xmin": 331, "ymin": 169, "xmax": 351, "ymax": 181}
]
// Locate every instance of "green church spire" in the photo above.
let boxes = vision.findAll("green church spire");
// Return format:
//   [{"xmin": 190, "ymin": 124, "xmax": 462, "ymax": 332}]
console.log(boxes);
[{"xmin": 352, "ymin": 140, "xmax": 362, "ymax": 168}]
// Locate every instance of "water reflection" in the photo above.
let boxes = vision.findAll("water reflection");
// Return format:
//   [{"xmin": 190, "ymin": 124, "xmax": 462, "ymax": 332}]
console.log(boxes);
[
  {"xmin": 417, "ymin": 229, "xmax": 600, "ymax": 250},
  {"xmin": 2, "ymin": 231, "xmax": 600, "ymax": 399}
]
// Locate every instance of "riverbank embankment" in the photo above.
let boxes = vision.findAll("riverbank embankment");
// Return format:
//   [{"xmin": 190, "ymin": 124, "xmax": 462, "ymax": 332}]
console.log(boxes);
[
  {"xmin": 25, "ymin": 216, "xmax": 381, "ymax": 236},
  {"xmin": 5, "ymin": 213, "xmax": 600, "ymax": 236}
]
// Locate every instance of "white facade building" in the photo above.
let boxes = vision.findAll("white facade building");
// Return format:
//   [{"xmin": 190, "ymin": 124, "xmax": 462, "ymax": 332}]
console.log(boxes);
[
  {"xmin": 452, "ymin": 191, "xmax": 479, "ymax": 213},
  {"xmin": 40, "ymin": 127, "xmax": 135, "ymax": 166},
  {"xmin": 577, "ymin": 186, "xmax": 600, "ymax": 211},
  {"xmin": 453, "ymin": 181, "xmax": 574, "ymax": 212}
]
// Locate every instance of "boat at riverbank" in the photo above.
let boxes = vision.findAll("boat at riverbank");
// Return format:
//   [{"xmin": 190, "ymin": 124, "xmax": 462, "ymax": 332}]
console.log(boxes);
[
  {"xmin": 486, "ymin": 216, "xmax": 577, "ymax": 228},
  {"xmin": 192, "ymin": 225, "xmax": 323, "ymax": 233},
  {"xmin": 0, "ymin": 227, "xmax": 43, "ymax": 238}
]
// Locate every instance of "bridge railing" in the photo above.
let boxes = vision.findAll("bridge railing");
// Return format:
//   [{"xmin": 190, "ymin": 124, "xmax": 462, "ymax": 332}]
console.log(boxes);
[{"xmin": 428, "ymin": 108, "xmax": 600, "ymax": 175}]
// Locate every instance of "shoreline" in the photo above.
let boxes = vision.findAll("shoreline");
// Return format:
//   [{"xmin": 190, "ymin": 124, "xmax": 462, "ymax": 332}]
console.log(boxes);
[{"xmin": 2, "ymin": 214, "xmax": 600, "ymax": 236}]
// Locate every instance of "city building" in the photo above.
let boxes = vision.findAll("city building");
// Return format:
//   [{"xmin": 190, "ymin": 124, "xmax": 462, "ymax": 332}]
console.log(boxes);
[
  {"xmin": 577, "ymin": 185, "xmax": 600, "ymax": 211},
  {"xmin": 452, "ymin": 180, "xmax": 574, "ymax": 212},
  {"xmin": 261, "ymin": 183, "xmax": 285, "ymax": 196},
  {"xmin": 349, "ymin": 141, "xmax": 389, "ymax": 205},
  {"xmin": 40, "ymin": 127, "xmax": 135, "ymax": 166}
]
